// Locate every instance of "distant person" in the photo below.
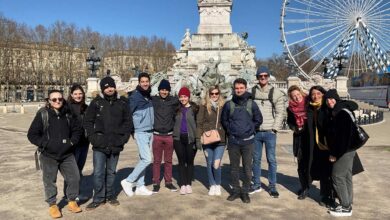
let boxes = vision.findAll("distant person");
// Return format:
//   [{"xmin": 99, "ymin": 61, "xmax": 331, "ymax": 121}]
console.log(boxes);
[
  {"xmin": 121, "ymin": 72, "xmax": 154, "ymax": 197},
  {"xmin": 221, "ymin": 78, "xmax": 262, "ymax": 203},
  {"xmin": 84, "ymin": 76, "xmax": 133, "ymax": 210},
  {"xmin": 286, "ymin": 85, "xmax": 310, "ymax": 200},
  {"xmin": 306, "ymin": 86, "xmax": 334, "ymax": 208},
  {"xmin": 64, "ymin": 84, "xmax": 89, "ymax": 201},
  {"xmin": 174, "ymin": 87, "xmax": 199, "ymax": 195},
  {"xmin": 250, "ymin": 66, "xmax": 286, "ymax": 198},
  {"xmin": 27, "ymin": 90, "xmax": 82, "ymax": 218},
  {"xmin": 325, "ymin": 89, "xmax": 363, "ymax": 217},
  {"xmin": 196, "ymin": 85, "xmax": 226, "ymax": 196},
  {"xmin": 151, "ymin": 79, "xmax": 179, "ymax": 193}
]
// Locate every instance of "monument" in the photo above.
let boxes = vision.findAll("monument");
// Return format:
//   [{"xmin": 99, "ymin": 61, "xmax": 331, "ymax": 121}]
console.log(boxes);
[{"xmin": 168, "ymin": 0, "xmax": 257, "ymax": 98}]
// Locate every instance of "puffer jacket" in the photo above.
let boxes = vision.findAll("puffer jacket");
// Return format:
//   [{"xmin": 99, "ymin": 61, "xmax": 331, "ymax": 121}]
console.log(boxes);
[
  {"xmin": 84, "ymin": 92, "xmax": 133, "ymax": 154},
  {"xmin": 252, "ymin": 84, "xmax": 286, "ymax": 131}
]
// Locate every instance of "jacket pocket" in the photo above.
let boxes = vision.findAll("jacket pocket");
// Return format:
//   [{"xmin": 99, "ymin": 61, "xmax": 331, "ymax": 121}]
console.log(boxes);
[{"xmin": 91, "ymin": 133, "xmax": 105, "ymax": 148}]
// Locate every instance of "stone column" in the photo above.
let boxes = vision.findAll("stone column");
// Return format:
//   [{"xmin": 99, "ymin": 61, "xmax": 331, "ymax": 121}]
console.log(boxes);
[
  {"xmin": 336, "ymin": 76, "xmax": 349, "ymax": 98},
  {"xmin": 86, "ymin": 77, "xmax": 99, "ymax": 99},
  {"xmin": 287, "ymin": 76, "xmax": 301, "ymax": 89}
]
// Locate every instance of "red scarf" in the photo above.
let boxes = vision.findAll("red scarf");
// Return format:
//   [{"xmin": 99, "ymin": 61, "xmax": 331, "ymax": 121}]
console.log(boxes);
[{"xmin": 288, "ymin": 97, "xmax": 307, "ymax": 129}]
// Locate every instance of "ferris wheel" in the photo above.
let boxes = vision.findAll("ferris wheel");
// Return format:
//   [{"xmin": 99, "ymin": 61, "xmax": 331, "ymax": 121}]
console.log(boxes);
[{"xmin": 280, "ymin": 0, "xmax": 390, "ymax": 79}]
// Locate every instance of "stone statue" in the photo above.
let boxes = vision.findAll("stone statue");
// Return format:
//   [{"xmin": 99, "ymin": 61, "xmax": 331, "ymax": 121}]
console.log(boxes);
[
  {"xmin": 173, "ymin": 53, "xmax": 188, "ymax": 68},
  {"xmin": 150, "ymin": 71, "xmax": 168, "ymax": 95},
  {"xmin": 241, "ymin": 48, "xmax": 256, "ymax": 68},
  {"xmin": 199, "ymin": 54, "xmax": 222, "ymax": 88},
  {"xmin": 180, "ymin": 29, "xmax": 191, "ymax": 50}
]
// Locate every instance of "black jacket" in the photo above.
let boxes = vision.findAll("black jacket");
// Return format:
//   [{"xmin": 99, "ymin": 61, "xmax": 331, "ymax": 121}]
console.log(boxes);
[
  {"xmin": 84, "ymin": 93, "xmax": 133, "ymax": 154},
  {"xmin": 221, "ymin": 92, "xmax": 263, "ymax": 146},
  {"xmin": 68, "ymin": 102, "xmax": 89, "ymax": 147},
  {"xmin": 151, "ymin": 95, "xmax": 179, "ymax": 134},
  {"xmin": 326, "ymin": 100, "xmax": 359, "ymax": 159},
  {"xmin": 287, "ymin": 108, "xmax": 308, "ymax": 158},
  {"xmin": 27, "ymin": 105, "xmax": 82, "ymax": 160}
]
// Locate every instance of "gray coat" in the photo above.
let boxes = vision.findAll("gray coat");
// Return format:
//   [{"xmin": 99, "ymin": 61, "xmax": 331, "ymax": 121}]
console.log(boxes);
[{"xmin": 173, "ymin": 104, "xmax": 198, "ymax": 144}]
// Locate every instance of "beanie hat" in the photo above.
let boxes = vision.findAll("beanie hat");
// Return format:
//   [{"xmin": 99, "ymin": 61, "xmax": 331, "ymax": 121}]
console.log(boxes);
[
  {"xmin": 256, "ymin": 66, "xmax": 270, "ymax": 77},
  {"xmin": 178, "ymin": 87, "xmax": 191, "ymax": 98},
  {"xmin": 158, "ymin": 79, "xmax": 171, "ymax": 92},
  {"xmin": 100, "ymin": 76, "xmax": 116, "ymax": 91},
  {"xmin": 324, "ymin": 89, "xmax": 341, "ymax": 101}
]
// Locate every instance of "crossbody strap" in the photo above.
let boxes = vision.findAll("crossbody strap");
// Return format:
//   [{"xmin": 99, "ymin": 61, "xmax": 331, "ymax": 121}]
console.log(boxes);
[{"xmin": 215, "ymin": 106, "xmax": 220, "ymax": 129}]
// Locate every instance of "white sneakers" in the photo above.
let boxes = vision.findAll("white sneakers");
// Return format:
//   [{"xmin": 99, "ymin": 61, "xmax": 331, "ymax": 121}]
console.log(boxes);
[
  {"xmin": 135, "ymin": 186, "xmax": 153, "ymax": 196},
  {"xmin": 214, "ymin": 185, "xmax": 221, "ymax": 196},
  {"xmin": 209, "ymin": 185, "xmax": 221, "ymax": 196},
  {"xmin": 208, "ymin": 185, "xmax": 216, "ymax": 196},
  {"xmin": 121, "ymin": 179, "xmax": 153, "ymax": 196},
  {"xmin": 186, "ymin": 185, "xmax": 193, "ymax": 194},
  {"xmin": 180, "ymin": 185, "xmax": 186, "ymax": 195},
  {"xmin": 121, "ymin": 179, "xmax": 134, "ymax": 197}
]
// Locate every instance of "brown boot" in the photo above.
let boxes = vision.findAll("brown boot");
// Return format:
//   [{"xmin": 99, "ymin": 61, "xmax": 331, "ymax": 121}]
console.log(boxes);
[
  {"xmin": 68, "ymin": 201, "xmax": 82, "ymax": 213},
  {"xmin": 49, "ymin": 205, "xmax": 62, "ymax": 219}
]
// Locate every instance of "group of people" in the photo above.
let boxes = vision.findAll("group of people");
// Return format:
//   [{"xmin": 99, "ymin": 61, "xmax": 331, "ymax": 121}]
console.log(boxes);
[
  {"xmin": 287, "ymin": 85, "xmax": 364, "ymax": 217},
  {"xmin": 27, "ymin": 66, "xmax": 362, "ymax": 218}
]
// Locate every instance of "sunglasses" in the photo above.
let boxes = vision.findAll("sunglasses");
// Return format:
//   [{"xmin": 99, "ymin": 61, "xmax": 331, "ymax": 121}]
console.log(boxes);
[
  {"xmin": 210, "ymin": 92, "xmax": 220, "ymax": 96},
  {"xmin": 258, "ymin": 75, "xmax": 269, "ymax": 78},
  {"xmin": 50, "ymin": 98, "xmax": 63, "ymax": 102}
]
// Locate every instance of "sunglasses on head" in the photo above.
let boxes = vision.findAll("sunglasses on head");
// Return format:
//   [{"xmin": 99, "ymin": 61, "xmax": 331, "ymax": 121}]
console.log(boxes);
[
  {"xmin": 50, "ymin": 98, "xmax": 63, "ymax": 102},
  {"xmin": 210, "ymin": 92, "xmax": 219, "ymax": 96}
]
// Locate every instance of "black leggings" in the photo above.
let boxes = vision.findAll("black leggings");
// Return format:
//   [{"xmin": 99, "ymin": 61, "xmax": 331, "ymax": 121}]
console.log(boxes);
[{"xmin": 174, "ymin": 134, "xmax": 197, "ymax": 186}]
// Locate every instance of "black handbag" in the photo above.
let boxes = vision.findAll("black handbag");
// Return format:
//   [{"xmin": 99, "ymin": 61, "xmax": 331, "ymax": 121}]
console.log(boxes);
[{"xmin": 342, "ymin": 108, "xmax": 369, "ymax": 150}]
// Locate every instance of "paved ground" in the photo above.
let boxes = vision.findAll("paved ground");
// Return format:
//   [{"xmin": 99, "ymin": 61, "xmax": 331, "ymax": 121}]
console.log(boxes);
[{"xmin": 0, "ymin": 109, "xmax": 389, "ymax": 220}]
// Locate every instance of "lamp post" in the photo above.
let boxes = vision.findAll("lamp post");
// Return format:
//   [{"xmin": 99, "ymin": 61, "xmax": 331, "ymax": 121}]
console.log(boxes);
[
  {"xmin": 335, "ymin": 44, "xmax": 348, "ymax": 77},
  {"xmin": 285, "ymin": 55, "xmax": 296, "ymax": 77},
  {"xmin": 86, "ymin": 45, "xmax": 101, "ymax": 78}
]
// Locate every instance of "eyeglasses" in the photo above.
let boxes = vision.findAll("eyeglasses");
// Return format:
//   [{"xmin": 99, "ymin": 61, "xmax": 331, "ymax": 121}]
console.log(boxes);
[
  {"xmin": 210, "ymin": 92, "xmax": 220, "ymax": 96},
  {"xmin": 258, "ymin": 74, "xmax": 269, "ymax": 79},
  {"xmin": 50, "ymin": 98, "xmax": 63, "ymax": 102}
]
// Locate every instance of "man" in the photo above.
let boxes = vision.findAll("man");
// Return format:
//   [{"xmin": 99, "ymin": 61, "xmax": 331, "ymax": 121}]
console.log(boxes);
[
  {"xmin": 150, "ymin": 79, "xmax": 179, "ymax": 193},
  {"xmin": 250, "ymin": 66, "xmax": 286, "ymax": 198},
  {"xmin": 221, "ymin": 78, "xmax": 263, "ymax": 204},
  {"xmin": 121, "ymin": 72, "xmax": 154, "ymax": 196},
  {"xmin": 84, "ymin": 76, "xmax": 133, "ymax": 210},
  {"xmin": 27, "ymin": 90, "xmax": 82, "ymax": 218}
]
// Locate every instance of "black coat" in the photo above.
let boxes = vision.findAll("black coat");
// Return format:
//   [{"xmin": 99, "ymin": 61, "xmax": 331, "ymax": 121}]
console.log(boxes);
[
  {"xmin": 27, "ymin": 105, "xmax": 82, "ymax": 160},
  {"xmin": 287, "ymin": 108, "xmax": 309, "ymax": 159},
  {"xmin": 306, "ymin": 102, "xmax": 331, "ymax": 181},
  {"xmin": 84, "ymin": 93, "xmax": 133, "ymax": 154},
  {"xmin": 151, "ymin": 95, "xmax": 179, "ymax": 134},
  {"xmin": 68, "ymin": 102, "xmax": 89, "ymax": 147}
]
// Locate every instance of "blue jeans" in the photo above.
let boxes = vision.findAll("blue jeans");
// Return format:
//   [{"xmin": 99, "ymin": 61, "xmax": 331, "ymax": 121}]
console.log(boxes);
[
  {"xmin": 93, "ymin": 151, "xmax": 119, "ymax": 203},
  {"xmin": 252, "ymin": 131, "xmax": 277, "ymax": 189},
  {"xmin": 203, "ymin": 144, "xmax": 225, "ymax": 186},
  {"xmin": 126, "ymin": 131, "xmax": 153, "ymax": 187}
]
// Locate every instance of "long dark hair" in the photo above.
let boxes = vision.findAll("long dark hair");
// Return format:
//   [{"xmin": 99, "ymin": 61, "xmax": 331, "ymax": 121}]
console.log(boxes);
[
  {"xmin": 308, "ymin": 85, "xmax": 326, "ymax": 102},
  {"xmin": 68, "ymin": 84, "xmax": 87, "ymax": 112}
]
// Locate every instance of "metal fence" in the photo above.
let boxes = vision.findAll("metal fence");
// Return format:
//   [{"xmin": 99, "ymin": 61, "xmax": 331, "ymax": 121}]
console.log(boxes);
[{"xmin": 280, "ymin": 109, "xmax": 385, "ymax": 131}]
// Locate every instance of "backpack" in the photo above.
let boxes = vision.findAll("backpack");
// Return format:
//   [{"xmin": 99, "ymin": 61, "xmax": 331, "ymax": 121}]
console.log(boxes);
[
  {"xmin": 229, "ymin": 100, "xmax": 253, "ymax": 117},
  {"xmin": 34, "ymin": 107, "xmax": 71, "ymax": 170}
]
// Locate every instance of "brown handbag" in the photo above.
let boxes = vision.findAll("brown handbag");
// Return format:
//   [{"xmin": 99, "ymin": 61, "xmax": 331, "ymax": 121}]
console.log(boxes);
[{"xmin": 200, "ymin": 107, "xmax": 221, "ymax": 145}]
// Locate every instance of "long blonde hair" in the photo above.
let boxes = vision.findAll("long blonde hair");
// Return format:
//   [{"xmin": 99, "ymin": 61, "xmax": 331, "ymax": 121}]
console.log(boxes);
[{"xmin": 202, "ymin": 85, "xmax": 225, "ymax": 114}]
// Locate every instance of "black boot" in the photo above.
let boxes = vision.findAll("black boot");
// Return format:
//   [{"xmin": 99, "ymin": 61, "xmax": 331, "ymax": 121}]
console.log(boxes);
[
  {"xmin": 298, "ymin": 188, "xmax": 309, "ymax": 200},
  {"xmin": 227, "ymin": 192, "xmax": 241, "ymax": 201},
  {"xmin": 240, "ymin": 193, "xmax": 250, "ymax": 203}
]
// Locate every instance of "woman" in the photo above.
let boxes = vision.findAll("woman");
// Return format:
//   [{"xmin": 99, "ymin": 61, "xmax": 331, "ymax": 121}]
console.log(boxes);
[
  {"xmin": 286, "ymin": 85, "xmax": 309, "ymax": 200},
  {"xmin": 196, "ymin": 86, "xmax": 226, "ymax": 196},
  {"xmin": 173, "ymin": 87, "xmax": 199, "ymax": 195},
  {"xmin": 306, "ymin": 86, "xmax": 334, "ymax": 207},
  {"xmin": 67, "ymin": 84, "xmax": 89, "ymax": 175},
  {"xmin": 324, "ymin": 89, "xmax": 363, "ymax": 217},
  {"xmin": 27, "ymin": 90, "xmax": 82, "ymax": 218}
]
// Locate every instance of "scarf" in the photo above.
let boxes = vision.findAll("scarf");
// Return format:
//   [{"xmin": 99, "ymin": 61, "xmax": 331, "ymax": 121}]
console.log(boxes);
[
  {"xmin": 288, "ymin": 97, "xmax": 307, "ymax": 129},
  {"xmin": 309, "ymin": 100, "xmax": 328, "ymax": 151},
  {"xmin": 136, "ymin": 85, "xmax": 151, "ymax": 98}
]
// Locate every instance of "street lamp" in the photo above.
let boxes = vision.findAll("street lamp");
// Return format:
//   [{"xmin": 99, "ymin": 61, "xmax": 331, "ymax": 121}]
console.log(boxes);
[
  {"xmin": 285, "ymin": 55, "xmax": 296, "ymax": 77},
  {"xmin": 335, "ymin": 44, "xmax": 348, "ymax": 77},
  {"xmin": 86, "ymin": 45, "xmax": 101, "ymax": 78}
]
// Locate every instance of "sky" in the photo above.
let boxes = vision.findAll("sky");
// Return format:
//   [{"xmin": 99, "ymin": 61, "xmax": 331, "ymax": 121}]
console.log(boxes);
[{"xmin": 0, "ymin": 0, "xmax": 284, "ymax": 59}]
